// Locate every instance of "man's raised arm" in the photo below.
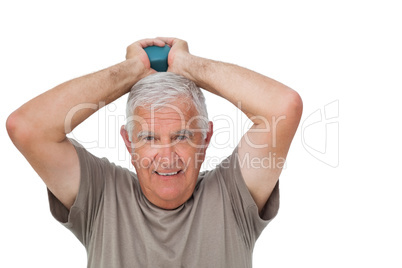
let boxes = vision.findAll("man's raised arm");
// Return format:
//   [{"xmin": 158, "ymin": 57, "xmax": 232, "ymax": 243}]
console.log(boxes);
[
  {"xmin": 6, "ymin": 39, "xmax": 164, "ymax": 210},
  {"xmin": 161, "ymin": 37, "xmax": 303, "ymax": 213}
]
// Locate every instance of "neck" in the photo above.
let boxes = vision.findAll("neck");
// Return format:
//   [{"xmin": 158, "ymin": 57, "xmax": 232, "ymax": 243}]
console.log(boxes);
[
  {"xmin": 146, "ymin": 193, "xmax": 191, "ymax": 210},
  {"xmin": 140, "ymin": 186, "xmax": 193, "ymax": 210}
]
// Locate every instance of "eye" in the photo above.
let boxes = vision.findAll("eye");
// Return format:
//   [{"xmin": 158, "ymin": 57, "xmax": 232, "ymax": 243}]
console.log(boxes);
[
  {"xmin": 175, "ymin": 135, "xmax": 189, "ymax": 141},
  {"xmin": 144, "ymin": 136, "xmax": 155, "ymax": 141}
]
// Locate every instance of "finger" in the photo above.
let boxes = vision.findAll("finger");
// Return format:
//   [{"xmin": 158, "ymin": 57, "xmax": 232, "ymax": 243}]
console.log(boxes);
[
  {"xmin": 138, "ymin": 38, "xmax": 166, "ymax": 48},
  {"xmin": 156, "ymin": 37, "xmax": 176, "ymax": 46}
]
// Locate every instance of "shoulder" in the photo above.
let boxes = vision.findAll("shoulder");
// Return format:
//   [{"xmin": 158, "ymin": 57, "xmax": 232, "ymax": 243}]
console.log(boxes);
[{"xmin": 194, "ymin": 150, "xmax": 238, "ymax": 195}]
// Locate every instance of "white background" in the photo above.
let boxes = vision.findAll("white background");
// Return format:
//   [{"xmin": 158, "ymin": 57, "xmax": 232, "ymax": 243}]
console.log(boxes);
[{"xmin": 1, "ymin": 0, "xmax": 401, "ymax": 267}]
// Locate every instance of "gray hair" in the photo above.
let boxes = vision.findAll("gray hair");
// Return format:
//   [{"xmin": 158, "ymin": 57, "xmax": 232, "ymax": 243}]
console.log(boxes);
[{"xmin": 125, "ymin": 72, "xmax": 209, "ymax": 141}]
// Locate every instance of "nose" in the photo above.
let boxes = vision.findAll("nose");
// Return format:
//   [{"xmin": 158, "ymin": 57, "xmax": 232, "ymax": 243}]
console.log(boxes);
[{"xmin": 154, "ymin": 143, "xmax": 180, "ymax": 169}]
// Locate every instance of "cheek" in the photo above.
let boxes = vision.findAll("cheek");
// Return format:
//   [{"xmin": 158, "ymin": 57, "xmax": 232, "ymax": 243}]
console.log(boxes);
[
  {"xmin": 131, "ymin": 148, "xmax": 154, "ymax": 170},
  {"xmin": 175, "ymin": 145, "xmax": 206, "ymax": 169}
]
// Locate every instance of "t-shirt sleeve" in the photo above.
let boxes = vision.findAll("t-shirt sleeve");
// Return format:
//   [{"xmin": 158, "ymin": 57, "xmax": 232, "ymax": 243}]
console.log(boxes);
[
  {"xmin": 47, "ymin": 138, "xmax": 108, "ymax": 246},
  {"xmin": 216, "ymin": 146, "xmax": 280, "ymax": 246}
]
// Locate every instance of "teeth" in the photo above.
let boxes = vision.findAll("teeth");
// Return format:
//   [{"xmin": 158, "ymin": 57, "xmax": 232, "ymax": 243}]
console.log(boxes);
[{"xmin": 156, "ymin": 171, "xmax": 179, "ymax": 176}]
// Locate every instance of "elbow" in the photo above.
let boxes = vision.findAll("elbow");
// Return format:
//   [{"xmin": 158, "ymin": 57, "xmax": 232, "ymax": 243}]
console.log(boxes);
[
  {"xmin": 6, "ymin": 110, "xmax": 32, "ymax": 147},
  {"xmin": 6, "ymin": 111, "xmax": 19, "ymax": 141},
  {"xmin": 288, "ymin": 90, "xmax": 303, "ymax": 119},
  {"xmin": 277, "ymin": 90, "xmax": 303, "ymax": 122}
]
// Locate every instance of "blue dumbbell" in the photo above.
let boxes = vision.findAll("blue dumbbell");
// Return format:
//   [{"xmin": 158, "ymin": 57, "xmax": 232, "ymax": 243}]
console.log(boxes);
[{"xmin": 144, "ymin": 45, "xmax": 171, "ymax": 72}]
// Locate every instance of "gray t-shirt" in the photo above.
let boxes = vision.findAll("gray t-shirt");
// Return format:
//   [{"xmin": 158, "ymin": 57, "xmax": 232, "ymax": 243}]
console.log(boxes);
[{"xmin": 48, "ymin": 139, "xmax": 279, "ymax": 268}]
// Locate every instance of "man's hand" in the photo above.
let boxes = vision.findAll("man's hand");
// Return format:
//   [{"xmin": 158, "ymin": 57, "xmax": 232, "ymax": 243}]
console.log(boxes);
[
  {"xmin": 126, "ymin": 38, "xmax": 167, "ymax": 72},
  {"xmin": 155, "ymin": 37, "xmax": 190, "ymax": 74}
]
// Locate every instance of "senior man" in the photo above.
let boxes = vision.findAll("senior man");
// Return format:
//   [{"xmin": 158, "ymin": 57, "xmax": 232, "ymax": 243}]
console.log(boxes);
[{"xmin": 7, "ymin": 37, "xmax": 302, "ymax": 267}]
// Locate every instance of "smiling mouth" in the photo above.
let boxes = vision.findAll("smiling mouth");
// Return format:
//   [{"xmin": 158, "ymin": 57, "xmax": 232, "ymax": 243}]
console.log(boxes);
[{"xmin": 154, "ymin": 170, "xmax": 182, "ymax": 176}]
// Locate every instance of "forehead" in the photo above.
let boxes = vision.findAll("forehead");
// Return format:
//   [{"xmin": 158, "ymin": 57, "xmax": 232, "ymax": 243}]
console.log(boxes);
[{"xmin": 133, "ymin": 100, "xmax": 199, "ymax": 131}]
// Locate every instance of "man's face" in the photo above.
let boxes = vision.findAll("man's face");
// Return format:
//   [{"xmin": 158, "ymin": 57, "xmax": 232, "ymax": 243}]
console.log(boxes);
[{"xmin": 122, "ymin": 98, "xmax": 212, "ymax": 210}]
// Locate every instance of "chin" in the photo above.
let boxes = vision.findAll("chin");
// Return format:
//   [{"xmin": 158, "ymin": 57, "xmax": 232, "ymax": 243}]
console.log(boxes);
[
  {"xmin": 157, "ymin": 187, "xmax": 188, "ymax": 202},
  {"xmin": 154, "ymin": 186, "xmax": 193, "ymax": 209}
]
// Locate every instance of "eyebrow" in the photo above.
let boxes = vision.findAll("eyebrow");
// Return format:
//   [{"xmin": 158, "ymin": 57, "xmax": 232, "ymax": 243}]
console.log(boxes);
[
  {"xmin": 136, "ymin": 129, "xmax": 194, "ymax": 139},
  {"xmin": 172, "ymin": 129, "xmax": 194, "ymax": 137},
  {"xmin": 137, "ymin": 131, "xmax": 156, "ymax": 139}
]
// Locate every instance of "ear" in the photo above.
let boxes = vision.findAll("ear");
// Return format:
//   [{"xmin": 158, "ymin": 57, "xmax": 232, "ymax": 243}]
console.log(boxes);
[
  {"xmin": 120, "ymin": 125, "xmax": 133, "ymax": 153},
  {"xmin": 203, "ymin": 121, "xmax": 214, "ymax": 149}
]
